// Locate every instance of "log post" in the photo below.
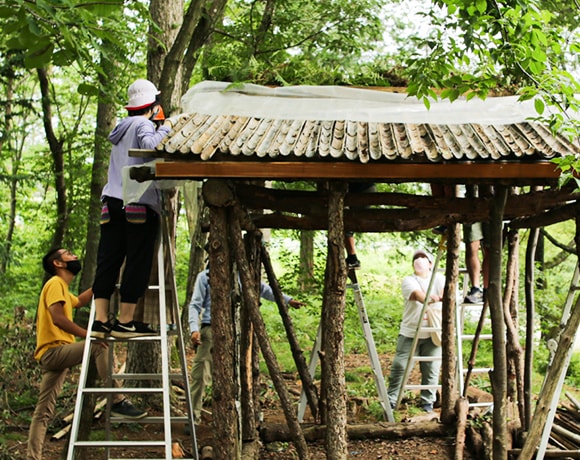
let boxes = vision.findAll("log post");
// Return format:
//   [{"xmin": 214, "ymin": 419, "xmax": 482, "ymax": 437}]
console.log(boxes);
[
  {"xmin": 518, "ymin": 204, "xmax": 580, "ymax": 459},
  {"xmin": 261, "ymin": 244, "xmax": 320, "ymax": 421},
  {"xmin": 204, "ymin": 180, "xmax": 240, "ymax": 459},
  {"xmin": 454, "ymin": 397, "xmax": 469, "ymax": 460},
  {"xmin": 488, "ymin": 185, "xmax": 509, "ymax": 460},
  {"xmin": 441, "ymin": 222, "xmax": 460, "ymax": 424},
  {"xmin": 524, "ymin": 226, "xmax": 540, "ymax": 431},
  {"xmin": 229, "ymin": 205, "xmax": 310, "ymax": 460},
  {"xmin": 504, "ymin": 227, "xmax": 525, "ymax": 434},
  {"xmin": 320, "ymin": 181, "xmax": 348, "ymax": 459},
  {"xmin": 241, "ymin": 232, "xmax": 261, "ymax": 443}
]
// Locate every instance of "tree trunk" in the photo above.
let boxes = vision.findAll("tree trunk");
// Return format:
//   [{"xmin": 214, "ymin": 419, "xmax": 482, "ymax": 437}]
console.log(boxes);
[
  {"xmin": 79, "ymin": 54, "xmax": 117, "ymax": 295},
  {"xmin": 261, "ymin": 243, "xmax": 319, "ymax": 422},
  {"xmin": 230, "ymin": 210, "xmax": 310, "ymax": 459},
  {"xmin": 518, "ymin": 204, "xmax": 580, "ymax": 460},
  {"xmin": 241, "ymin": 232, "xmax": 260, "ymax": 443},
  {"xmin": 0, "ymin": 74, "xmax": 20, "ymax": 276},
  {"xmin": 37, "ymin": 67, "xmax": 66, "ymax": 252},
  {"xmin": 524, "ymin": 226, "xmax": 540, "ymax": 431},
  {"xmin": 488, "ymin": 186, "xmax": 508, "ymax": 459},
  {"xmin": 441, "ymin": 222, "xmax": 460, "ymax": 424},
  {"xmin": 208, "ymin": 204, "xmax": 240, "ymax": 459},
  {"xmin": 149, "ymin": 0, "xmax": 183, "ymax": 112},
  {"xmin": 299, "ymin": 230, "xmax": 315, "ymax": 291},
  {"xmin": 261, "ymin": 420, "xmax": 447, "ymax": 443},
  {"xmin": 504, "ymin": 227, "xmax": 524, "ymax": 430},
  {"xmin": 320, "ymin": 181, "xmax": 348, "ymax": 459}
]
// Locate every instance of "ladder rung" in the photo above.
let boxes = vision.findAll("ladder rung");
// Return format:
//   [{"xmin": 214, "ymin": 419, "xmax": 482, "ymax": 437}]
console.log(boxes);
[
  {"xmin": 461, "ymin": 367, "xmax": 493, "ymax": 374},
  {"xmin": 411, "ymin": 356, "xmax": 442, "ymax": 362},
  {"xmin": 461, "ymin": 334, "xmax": 493, "ymax": 340},
  {"xmin": 468, "ymin": 402, "xmax": 494, "ymax": 408},
  {"xmin": 404, "ymin": 384, "xmax": 441, "ymax": 390},
  {"xmin": 91, "ymin": 335, "xmax": 163, "ymax": 343},
  {"xmin": 420, "ymin": 327, "xmax": 441, "ymax": 333},
  {"xmin": 73, "ymin": 440, "xmax": 166, "ymax": 448},
  {"xmin": 135, "ymin": 415, "xmax": 190, "ymax": 423},
  {"xmin": 81, "ymin": 387, "xmax": 163, "ymax": 394}
]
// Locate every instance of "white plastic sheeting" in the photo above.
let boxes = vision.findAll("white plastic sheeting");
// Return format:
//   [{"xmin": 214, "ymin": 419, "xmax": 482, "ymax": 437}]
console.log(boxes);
[{"xmin": 180, "ymin": 81, "xmax": 544, "ymax": 125}]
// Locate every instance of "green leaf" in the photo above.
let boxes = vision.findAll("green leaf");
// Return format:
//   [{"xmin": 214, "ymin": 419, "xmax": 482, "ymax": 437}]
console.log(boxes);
[
  {"xmin": 77, "ymin": 83, "xmax": 99, "ymax": 97},
  {"xmin": 534, "ymin": 98, "xmax": 545, "ymax": 115}
]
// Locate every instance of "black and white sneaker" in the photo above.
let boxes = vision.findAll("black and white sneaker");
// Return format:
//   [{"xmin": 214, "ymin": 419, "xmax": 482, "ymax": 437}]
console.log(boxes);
[
  {"xmin": 111, "ymin": 399, "xmax": 147, "ymax": 419},
  {"xmin": 346, "ymin": 254, "xmax": 361, "ymax": 270},
  {"xmin": 90, "ymin": 320, "xmax": 113, "ymax": 338},
  {"xmin": 464, "ymin": 286, "xmax": 484, "ymax": 304},
  {"xmin": 111, "ymin": 320, "xmax": 157, "ymax": 339}
]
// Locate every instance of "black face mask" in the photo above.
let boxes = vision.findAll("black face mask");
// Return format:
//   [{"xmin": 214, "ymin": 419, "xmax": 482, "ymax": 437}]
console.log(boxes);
[{"xmin": 65, "ymin": 260, "xmax": 82, "ymax": 276}]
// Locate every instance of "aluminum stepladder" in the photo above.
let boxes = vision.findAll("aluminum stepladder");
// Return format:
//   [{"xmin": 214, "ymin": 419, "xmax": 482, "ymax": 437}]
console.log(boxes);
[
  {"xmin": 456, "ymin": 270, "xmax": 493, "ymax": 410},
  {"xmin": 67, "ymin": 225, "xmax": 198, "ymax": 459},
  {"xmin": 297, "ymin": 267, "xmax": 395, "ymax": 423},
  {"xmin": 535, "ymin": 262, "xmax": 580, "ymax": 459},
  {"xmin": 394, "ymin": 236, "xmax": 446, "ymax": 409}
]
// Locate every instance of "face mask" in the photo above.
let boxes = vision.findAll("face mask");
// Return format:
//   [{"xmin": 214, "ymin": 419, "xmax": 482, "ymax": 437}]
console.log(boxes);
[
  {"xmin": 413, "ymin": 257, "xmax": 430, "ymax": 273},
  {"xmin": 65, "ymin": 260, "xmax": 82, "ymax": 276}
]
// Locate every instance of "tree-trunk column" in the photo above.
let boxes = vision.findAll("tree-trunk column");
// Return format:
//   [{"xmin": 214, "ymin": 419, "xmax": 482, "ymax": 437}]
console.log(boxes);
[
  {"xmin": 204, "ymin": 180, "xmax": 240, "ymax": 459},
  {"xmin": 320, "ymin": 181, "xmax": 348, "ymax": 459},
  {"xmin": 488, "ymin": 186, "xmax": 508, "ymax": 460}
]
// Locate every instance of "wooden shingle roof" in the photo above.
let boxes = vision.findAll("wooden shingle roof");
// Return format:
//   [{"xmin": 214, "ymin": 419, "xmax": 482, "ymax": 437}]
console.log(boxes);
[{"xmin": 151, "ymin": 82, "xmax": 579, "ymax": 164}]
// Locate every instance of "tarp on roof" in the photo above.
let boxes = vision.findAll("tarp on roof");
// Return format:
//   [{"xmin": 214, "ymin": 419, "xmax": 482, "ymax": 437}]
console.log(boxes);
[{"xmin": 180, "ymin": 81, "xmax": 543, "ymax": 125}]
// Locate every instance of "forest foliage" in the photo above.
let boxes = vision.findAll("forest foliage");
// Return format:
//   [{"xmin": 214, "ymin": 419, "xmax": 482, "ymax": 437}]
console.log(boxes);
[{"xmin": 0, "ymin": 0, "xmax": 580, "ymax": 445}]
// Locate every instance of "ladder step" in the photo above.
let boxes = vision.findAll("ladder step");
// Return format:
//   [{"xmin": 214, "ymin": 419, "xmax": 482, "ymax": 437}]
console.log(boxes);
[
  {"xmin": 73, "ymin": 440, "xmax": 166, "ymax": 448},
  {"xmin": 110, "ymin": 372, "xmax": 187, "ymax": 380},
  {"xmin": 411, "ymin": 356, "xmax": 442, "ymax": 362},
  {"xmin": 81, "ymin": 387, "xmax": 163, "ymax": 394},
  {"xmin": 133, "ymin": 415, "xmax": 190, "ymax": 423},
  {"xmin": 404, "ymin": 384, "xmax": 441, "ymax": 390},
  {"xmin": 90, "ymin": 335, "xmax": 163, "ymax": 343},
  {"xmin": 420, "ymin": 327, "xmax": 441, "ymax": 333},
  {"xmin": 461, "ymin": 334, "xmax": 493, "ymax": 340},
  {"xmin": 462, "ymin": 367, "xmax": 493, "ymax": 374}
]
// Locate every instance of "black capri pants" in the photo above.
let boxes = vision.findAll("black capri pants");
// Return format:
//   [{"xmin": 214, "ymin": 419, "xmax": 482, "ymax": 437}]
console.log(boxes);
[{"xmin": 93, "ymin": 196, "xmax": 159, "ymax": 304}]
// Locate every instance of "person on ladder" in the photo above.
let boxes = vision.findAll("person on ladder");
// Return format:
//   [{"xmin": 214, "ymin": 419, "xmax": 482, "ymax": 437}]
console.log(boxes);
[
  {"xmin": 90, "ymin": 79, "xmax": 174, "ymax": 339},
  {"xmin": 387, "ymin": 248, "xmax": 445, "ymax": 412},
  {"xmin": 188, "ymin": 264, "xmax": 304, "ymax": 423},
  {"xmin": 27, "ymin": 248, "xmax": 147, "ymax": 460}
]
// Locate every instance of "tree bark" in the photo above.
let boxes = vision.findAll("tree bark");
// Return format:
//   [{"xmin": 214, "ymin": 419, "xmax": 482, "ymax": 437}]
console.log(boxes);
[
  {"xmin": 37, "ymin": 67, "xmax": 66, "ymax": 252},
  {"xmin": 261, "ymin": 244, "xmax": 319, "ymax": 421},
  {"xmin": 518, "ymin": 205, "xmax": 580, "ymax": 460},
  {"xmin": 79, "ymin": 53, "xmax": 116, "ymax": 295},
  {"xmin": 208, "ymin": 204, "xmax": 240, "ymax": 459},
  {"xmin": 320, "ymin": 181, "xmax": 348, "ymax": 460},
  {"xmin": 260, "ymin": 420, "xmax": 448, "ymax": 443},
  {"xmin": 454, "ymin": 397, "xmax": 469, "ymax": 460},
  {"xmin": 299, "ymin": 230, "xmax": 315, "ymax": 291},
  {"xmin": 441, "ymin": 222, "xmax": 460, "ymax": 424},
  {"xmin": 504, "ymin": 227, "xmax": 524, "ymax": 431},
  {"xmin": 524, "ymin": 226, "xmax": 540, "ymax": 431},
  {"xmin": 488, "ymin": 186, "xmax": 509, "ymax": 460},
  {"xmin": 229, "ymin": 207, "xmax": 310, "ymax": 459}
]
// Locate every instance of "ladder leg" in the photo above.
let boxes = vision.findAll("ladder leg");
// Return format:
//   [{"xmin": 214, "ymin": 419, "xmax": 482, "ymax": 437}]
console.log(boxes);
[
  {"xmin": 348, "ymin": 275, "xmax": 395, "ymax": 422},
  {"xmin": 298, "ymin": 321, "xmax": 322, "ymax": 422}
]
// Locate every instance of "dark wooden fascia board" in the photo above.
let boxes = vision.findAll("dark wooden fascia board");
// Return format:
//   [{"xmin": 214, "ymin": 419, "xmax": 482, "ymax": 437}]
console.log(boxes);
[{"xmin": 154, "ymin": 160, "xmax": 561, "ymax": 182}]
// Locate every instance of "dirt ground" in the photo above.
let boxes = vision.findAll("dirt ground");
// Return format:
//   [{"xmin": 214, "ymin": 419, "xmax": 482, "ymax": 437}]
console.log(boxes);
[{"xmin": 6, "ymin": 353, "xmax": 467, "ymax": 459}]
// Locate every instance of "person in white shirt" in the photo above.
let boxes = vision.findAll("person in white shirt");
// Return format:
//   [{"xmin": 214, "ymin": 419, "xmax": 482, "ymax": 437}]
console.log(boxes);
[{"xmin": 387, "ymin": 248, "xmax": 445, "ymax": 412}]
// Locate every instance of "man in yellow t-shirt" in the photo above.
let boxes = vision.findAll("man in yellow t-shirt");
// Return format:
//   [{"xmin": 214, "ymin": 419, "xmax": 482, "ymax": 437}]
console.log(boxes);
[{"xmin": 27, "ymin": 248, "xmax": 147, "ymax": 460}]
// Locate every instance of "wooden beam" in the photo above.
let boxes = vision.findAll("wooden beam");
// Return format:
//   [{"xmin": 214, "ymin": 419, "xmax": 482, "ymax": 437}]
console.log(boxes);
[{"xmin": 155, "ymin": 161, "xmax": 561, "ymax": 181}]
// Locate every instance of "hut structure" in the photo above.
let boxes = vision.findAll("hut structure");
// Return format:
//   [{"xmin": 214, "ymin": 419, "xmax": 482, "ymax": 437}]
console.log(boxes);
[{"xmin": 130, "ymin": 82, "xmax": 580, "ymax": 460}]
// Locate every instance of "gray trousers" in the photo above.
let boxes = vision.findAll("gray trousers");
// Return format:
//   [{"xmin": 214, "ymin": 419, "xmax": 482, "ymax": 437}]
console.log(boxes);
[
  {"xmin": 387, "ymin": 334, "xmax": 441, "ymax": 406},
  {"xmin": 27, "ymin": 341, "xmax": 122, "ymax": 460},
  {"xmin": 190, "ymin": 326, "xmax": 213, "ymax": 420}
]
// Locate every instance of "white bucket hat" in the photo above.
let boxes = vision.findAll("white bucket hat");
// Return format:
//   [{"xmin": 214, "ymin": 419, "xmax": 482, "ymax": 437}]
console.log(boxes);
[
  {"xmin": 125, "ymin": 79, "xmax": 160, "ymax": 110},
  {"xmin": 412, "ymin": 248, "xmax": 433, "ymax": 263}
]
